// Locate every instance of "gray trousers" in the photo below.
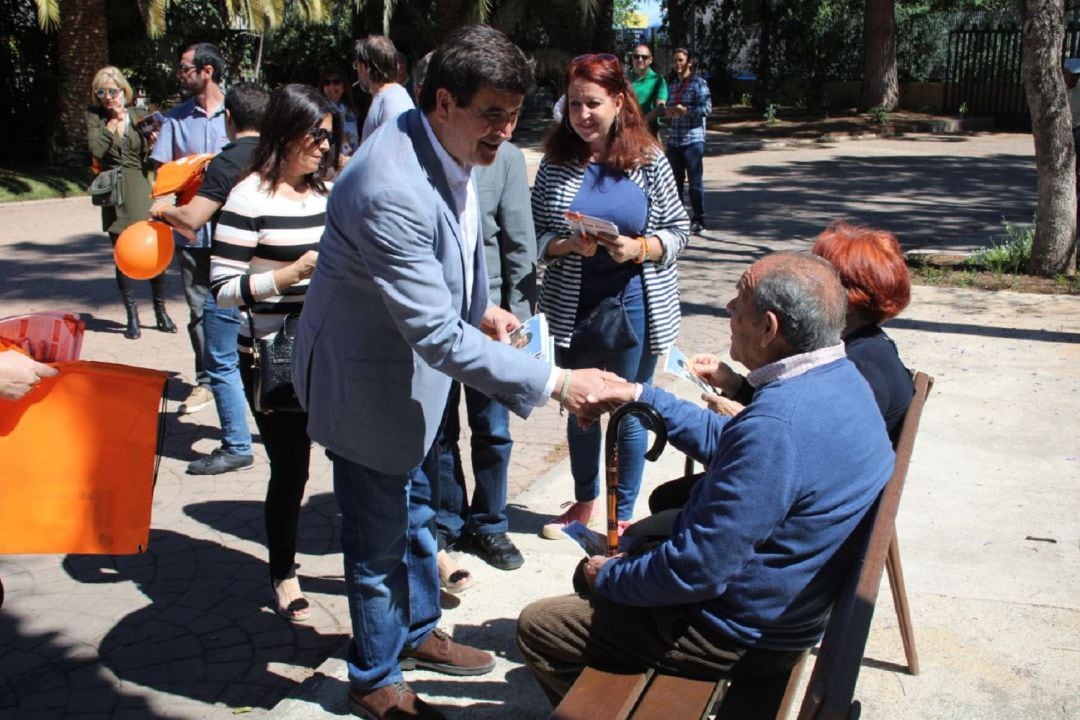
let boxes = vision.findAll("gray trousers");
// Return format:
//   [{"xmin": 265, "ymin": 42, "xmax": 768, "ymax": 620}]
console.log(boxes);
[
  {"xmin": 177, "ymin": 246, "xmax": 211, "ymax": 388},
  {"xmin": 516, "ymin": 592, "xmax": 804, "ymax": 714}
]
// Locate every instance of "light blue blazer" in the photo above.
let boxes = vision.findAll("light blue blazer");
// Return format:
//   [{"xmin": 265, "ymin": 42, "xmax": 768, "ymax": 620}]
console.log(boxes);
[{"xmin": 293, "ymin": 109, "xmax": 551, "ymax": 474}]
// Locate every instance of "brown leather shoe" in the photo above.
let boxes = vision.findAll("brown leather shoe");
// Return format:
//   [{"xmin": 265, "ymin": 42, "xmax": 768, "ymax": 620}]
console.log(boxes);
[
  {"xmin": 347, "ymin": 682, "xmax": 446, "ymax": 719},
  {"xmin": 399, "ymin": 627, "xmax": 496, "ymax": 676}
]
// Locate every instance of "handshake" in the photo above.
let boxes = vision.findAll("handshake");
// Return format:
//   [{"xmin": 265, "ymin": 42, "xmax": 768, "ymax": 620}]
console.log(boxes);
[{"xmin": 549, "ymin": 368, "xmax": 638, "ymax": 426}]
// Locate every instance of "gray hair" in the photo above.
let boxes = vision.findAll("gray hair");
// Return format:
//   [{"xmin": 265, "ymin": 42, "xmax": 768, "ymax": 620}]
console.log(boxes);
[{"xmin": 751, "ymin": 253, "xmax": 846, "ymax": 353}]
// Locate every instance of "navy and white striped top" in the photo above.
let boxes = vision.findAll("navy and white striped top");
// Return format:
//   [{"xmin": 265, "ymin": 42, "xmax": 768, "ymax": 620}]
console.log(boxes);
[
  {"xmin": 210, "ymin": 172, "xmax": 329, "ymax": 351},
  {"xmin": 532, "ymin": 152, "xmax": 690, "ymax": 353}
]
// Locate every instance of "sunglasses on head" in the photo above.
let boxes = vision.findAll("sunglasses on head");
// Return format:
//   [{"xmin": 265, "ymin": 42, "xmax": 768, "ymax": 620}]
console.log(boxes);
[
  {"xmin": 95, "ymin": 88, "xmax": 122, "ymax": 99},
  {"xmin": 572, "ymin": 53, "xmax": 619, "ymax": 65},
  {"xmin": 308, "ymin": 127, "xmax": 334, "ymax": 144}
]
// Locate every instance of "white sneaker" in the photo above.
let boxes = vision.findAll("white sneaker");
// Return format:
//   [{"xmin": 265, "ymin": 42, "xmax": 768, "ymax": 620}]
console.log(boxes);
[{"xmin": 178, "ymin": 385, "xmax": 213, "ymax": 415}]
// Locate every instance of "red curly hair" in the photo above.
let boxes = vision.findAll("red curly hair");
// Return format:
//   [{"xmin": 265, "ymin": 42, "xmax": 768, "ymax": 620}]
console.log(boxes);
[
  {"xmin": 543, "ymin": 54, "xmax": 660, "ymax": 171},
  {"xmin": 812, "ymin": 222, "xmax": 911, "ymax": 323}
]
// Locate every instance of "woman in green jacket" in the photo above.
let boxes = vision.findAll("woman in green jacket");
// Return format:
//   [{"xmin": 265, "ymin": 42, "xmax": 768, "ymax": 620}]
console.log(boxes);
[{"xmin": 86, "ymin": 66, "xmax": 175, "ymax": 339}]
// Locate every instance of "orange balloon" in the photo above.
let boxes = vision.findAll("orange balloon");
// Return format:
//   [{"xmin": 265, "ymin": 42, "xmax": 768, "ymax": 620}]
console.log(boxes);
[{"xmin": 114, "ymin": 221, "xmax": 175, "ymax": 280}]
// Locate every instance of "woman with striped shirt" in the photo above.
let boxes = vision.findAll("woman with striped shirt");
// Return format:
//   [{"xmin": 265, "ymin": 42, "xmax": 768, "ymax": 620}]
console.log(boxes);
[
  {"xmin": 534, "ymin": 53, "xmax": 689, "ymax": 540},
  {"xmin": 211, "ymin": 84, "xmax": 339, "ymax": 622}
]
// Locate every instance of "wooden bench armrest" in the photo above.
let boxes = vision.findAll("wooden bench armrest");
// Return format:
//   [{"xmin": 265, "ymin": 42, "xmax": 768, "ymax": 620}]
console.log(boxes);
[{"xmin": 552, "ymin": 667, "xmax": 652, "ymax": 720}]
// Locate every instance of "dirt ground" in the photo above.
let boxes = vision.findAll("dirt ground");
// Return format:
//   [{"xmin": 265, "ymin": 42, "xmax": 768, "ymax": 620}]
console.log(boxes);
[{"xmin": 707, "ymin": 106, "xmax": 970, "ymax": 139}]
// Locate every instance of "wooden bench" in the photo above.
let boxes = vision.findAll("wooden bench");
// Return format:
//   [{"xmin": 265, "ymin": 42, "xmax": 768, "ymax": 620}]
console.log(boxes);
[{"xmin": 551, "ymin": 371, "xmax": 934, "ymax": 720}]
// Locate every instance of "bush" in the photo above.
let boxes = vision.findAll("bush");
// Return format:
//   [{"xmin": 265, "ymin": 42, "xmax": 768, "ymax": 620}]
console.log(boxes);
[{"xmin": 968, "ymin": 216, "xmax": 1035, "ymax": 274}]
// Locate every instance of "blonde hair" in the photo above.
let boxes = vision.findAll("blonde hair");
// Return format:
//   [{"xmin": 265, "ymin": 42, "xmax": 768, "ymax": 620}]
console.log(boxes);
[{"xmin": 90, "ymin": 66, "xmax": 134, "ymax": 106}]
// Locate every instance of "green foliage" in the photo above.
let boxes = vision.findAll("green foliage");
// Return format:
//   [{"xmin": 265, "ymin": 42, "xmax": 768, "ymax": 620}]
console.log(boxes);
[
  {"xmin": 968, "ymin": 216, "xmax": 1035, "ymax": 275},
  {"xmin": 614, "ymin": 0, "xmax": 639, "ymax": 28},
  {"xmin": 0, "ymin": 164, "xmax": 93, "ymax": 203},
  {"xmin": 738, "ymin": 92, "xmax": 753, "ymax": 107},
  {"xmin": 958, "ymin": 101, "xmax": 969, "ymax": 116},
  {"xmin": 0, "ymin": 0, "xmax": 57, "ymax": 164},
  {"xmin": 763, "ymin": 102, "xmax": 778, "ymax": 124},
  {"xmin": 868, "ymin": 105, "xmax": 890, "ymax": 124}
]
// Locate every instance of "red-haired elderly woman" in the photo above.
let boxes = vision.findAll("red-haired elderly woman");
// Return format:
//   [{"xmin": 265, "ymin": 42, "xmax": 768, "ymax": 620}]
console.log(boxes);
[
  {"xmin": 692, "ymin": 222, "xmax": 914, "ymax": 441},
  {"xmin": 532, "ymin": 52, "xmax": 689, "ymax": 539}
]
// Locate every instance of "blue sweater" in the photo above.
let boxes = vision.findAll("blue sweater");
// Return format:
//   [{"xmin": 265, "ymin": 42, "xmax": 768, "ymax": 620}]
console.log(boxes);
[{"xmin": 595, "ymin": 358, "xmax": 895, "ymax": 650}]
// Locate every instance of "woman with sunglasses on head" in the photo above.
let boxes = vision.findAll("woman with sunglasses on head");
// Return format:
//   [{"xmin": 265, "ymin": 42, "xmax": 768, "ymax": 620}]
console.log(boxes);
[
  {"xmin": 211, "ymin": 84, "xmax": 340, "ymax": 622},
  {"xmin": 533, "ymin": 53, "xmax": 689, "ymax": 540},
  {"xmin": 318, "ymin": 68, "xmax": 360, "ymax": 156},
  {"xmin": 86, "ymin": 66, "xmax": 176, "ymax": 340}
]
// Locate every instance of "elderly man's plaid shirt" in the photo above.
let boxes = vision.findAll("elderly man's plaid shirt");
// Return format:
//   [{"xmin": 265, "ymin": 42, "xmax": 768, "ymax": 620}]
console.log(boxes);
[{"xmin": 664, "ymin": 74, "xmax": 712, "ymax": 147}]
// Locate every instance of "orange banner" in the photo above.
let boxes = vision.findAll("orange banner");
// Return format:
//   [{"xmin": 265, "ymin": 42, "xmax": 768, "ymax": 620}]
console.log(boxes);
[{"xmin": 0, "ymin": 361, "xmax": 168, "ymax": 555}]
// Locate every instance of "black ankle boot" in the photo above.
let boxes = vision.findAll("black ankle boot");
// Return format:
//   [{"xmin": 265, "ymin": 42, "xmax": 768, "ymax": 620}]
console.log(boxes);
[
  {"xmin": 154, "ymin": 302, "xmax": 177, "ymax": 333},
  {"xmin": 124, "ymin": 302, "xmax": 141, "ymax": 339}
]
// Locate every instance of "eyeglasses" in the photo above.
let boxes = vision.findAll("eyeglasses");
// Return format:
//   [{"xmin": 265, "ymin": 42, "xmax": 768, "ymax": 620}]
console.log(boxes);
[
  {"xmin": 95, "ymin": 88, "xmax": 122, "ymax": 99},
  {"xmin": 176, "ymin": 64, "xmax": 198, "ymax": 75},
  {"xmin": 630, "ymin": 53, "xmax": 652, "ymax": 60},
  {"xmin": 324, "ymin": 78, "xmax": 344, "ymax": 86},
  {"xmin": 308, "ymin": 127, "xmax": 334, "ymax": 144},
  {"xmin": 462, "ymin": 105, "xmax": 522, "ymax": 129},
  {"xmin": 572, "ymin": 53, "xmax": 619, "ymax": 65}
]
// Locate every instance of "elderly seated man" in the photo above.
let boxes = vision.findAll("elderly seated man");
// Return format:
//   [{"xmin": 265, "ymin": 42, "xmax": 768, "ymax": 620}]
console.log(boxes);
[{"xmin": 516, "ymin": 252, "xmax": 896, "ymax": 707}]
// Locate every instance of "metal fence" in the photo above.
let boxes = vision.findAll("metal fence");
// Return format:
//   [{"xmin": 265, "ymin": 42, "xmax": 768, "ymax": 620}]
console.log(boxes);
[{"xmin": 944, "ymin": 24, "xmax": 1080, "ymax": 125}]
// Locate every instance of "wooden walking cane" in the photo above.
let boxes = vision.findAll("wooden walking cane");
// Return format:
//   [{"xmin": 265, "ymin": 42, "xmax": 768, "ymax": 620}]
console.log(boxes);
[{"xmin": 603, "ymin": 402, "xmax": 667, "ymax": 556}]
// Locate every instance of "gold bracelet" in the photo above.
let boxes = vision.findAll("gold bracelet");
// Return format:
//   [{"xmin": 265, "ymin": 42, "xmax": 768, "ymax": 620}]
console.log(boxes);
[
  {"xmin": 558, "ymin": 369, "xmax": 573, "ymax": 416},
  {"xmin": 634, "ymin": 235, "xmax": 649, "ymax": 264}
]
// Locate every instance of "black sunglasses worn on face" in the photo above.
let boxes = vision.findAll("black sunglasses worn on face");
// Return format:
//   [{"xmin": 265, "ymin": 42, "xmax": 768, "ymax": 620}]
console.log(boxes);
[
  {"xmin": 308, "ymin": 128, "xmax": 334, "ymax": 144},
  {"xmin": 324, "ymin": 78, "xmax": 344, "ymax": 86},
  {"xmin": 630, "ymin": 53, "xmax": 651, "ymax": 60}
]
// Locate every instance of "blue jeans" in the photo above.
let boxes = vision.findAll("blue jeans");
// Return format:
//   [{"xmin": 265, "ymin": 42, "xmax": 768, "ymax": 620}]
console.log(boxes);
[
  {"xmin": 331, "ymin": 447, "xmax": 442, "ymax": 692},
  {"xmin": 666, "ymin": 141, "xmax": 706, "ymax": 224},
  {"xmin": 203, "ymin": 292, "xmax": 252, "ymax": 455},
  {"xmin": 176, "ymin": 246, "xmax": 210, "ymax": 387},
  {"xmin": 558, "ymin": 288, "xmax": 659, "ymax": 520},
  {"xmin": 436, "ymin": 382, "xmax": 512, "ymax": 543}
]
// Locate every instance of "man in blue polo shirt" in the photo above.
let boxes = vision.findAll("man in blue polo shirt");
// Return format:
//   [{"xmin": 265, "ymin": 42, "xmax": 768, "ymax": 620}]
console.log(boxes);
[{"xmin": 151, "ymin": 42, "xmax": 228, "ymax": 417}]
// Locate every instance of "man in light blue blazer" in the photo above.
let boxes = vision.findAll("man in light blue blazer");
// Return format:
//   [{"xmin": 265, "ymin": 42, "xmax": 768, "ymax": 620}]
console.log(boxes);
[{"xmin": 293, "ymin": 25, "xmax": 616, "ymax": 720}]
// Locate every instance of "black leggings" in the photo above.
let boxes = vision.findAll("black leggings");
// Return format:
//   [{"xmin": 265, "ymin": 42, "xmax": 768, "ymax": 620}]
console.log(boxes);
[{"xmin": 239, "ymin": 352, "xmax": 312, "ymax": 582}]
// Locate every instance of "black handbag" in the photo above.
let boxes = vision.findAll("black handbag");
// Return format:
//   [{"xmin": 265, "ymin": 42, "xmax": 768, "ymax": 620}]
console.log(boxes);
[
  {"xmin": 566, "ymin": 293, "xmax": 639, "ymax": 369},
  {"xmin": 89, "ymin": 166, "xmax": 124, "ymax": 207},
  {"xmin": 249, "ymin": 312, "xmax": 303, "ymax": 414}
]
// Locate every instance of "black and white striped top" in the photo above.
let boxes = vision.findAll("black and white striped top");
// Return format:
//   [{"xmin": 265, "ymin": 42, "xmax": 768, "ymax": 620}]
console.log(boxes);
[
  {"xmin": 210, "ymin": 172, "xmax": 329, "ymax": 351},
  {"xmin": 532, "ymin": 152, "xmax": 690, "ymax": 352}
]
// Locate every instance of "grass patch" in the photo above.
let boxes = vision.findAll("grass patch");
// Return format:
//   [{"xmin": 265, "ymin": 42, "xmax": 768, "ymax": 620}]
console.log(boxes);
[
  {"xmin": 0, "ymin": 165, "xmax": 94, "ymax": 203},
  {"xmin": 910, "ymin": 263, "xmax": 1080, "ymax": 295}
]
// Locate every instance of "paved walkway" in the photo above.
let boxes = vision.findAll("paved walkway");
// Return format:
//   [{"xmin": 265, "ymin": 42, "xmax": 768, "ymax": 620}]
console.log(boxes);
[{"xmin": 1, "ymin": 131, "xmax": 1077, "ymax": 719}]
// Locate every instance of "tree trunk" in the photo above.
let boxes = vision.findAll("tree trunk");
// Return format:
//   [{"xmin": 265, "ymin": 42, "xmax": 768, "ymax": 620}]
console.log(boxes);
[
  {"xmin": 435, "ymin": 0, "xmax": 466, "ymax": 40},
  {"xmin": 860, "ymin": 0, "xmax": 898, "ymax": 111},
  {"xmin": 666, "ymin": 0, "xmax": 687, "ymax": 49},
  {"xmin": 55, "ymin": 0, "xmax": 108, "ymax": 161},
  {"xmin": 591, "ymin": 0, "xmax": 616, "ymax": 54},
  {"xmin": 1022, "ymin": 0, "xmax": 1076, "ymax": 275}
]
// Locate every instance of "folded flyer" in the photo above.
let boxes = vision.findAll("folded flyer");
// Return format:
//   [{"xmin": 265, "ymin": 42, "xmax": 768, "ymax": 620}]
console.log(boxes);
[
  {"xmin": 509, "ymin": 312, "xmax": 553, "ymax": 364},
  {"xmin": 663, "ymin": 345, "xmax": 716, "ymax": 395}
]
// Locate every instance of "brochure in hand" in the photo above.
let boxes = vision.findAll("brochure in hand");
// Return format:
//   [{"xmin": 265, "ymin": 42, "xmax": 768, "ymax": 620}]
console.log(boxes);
[
  {"xmin": 509, "ymin": 312, "xmax": 554, "ymax": 364},
  {"xmin": 564, "ymin": 210, "xmax": 619, "ymax": 238},
  {"xmin": 663, "ymin": 345, "xmax": 715, "ymax": 394}
]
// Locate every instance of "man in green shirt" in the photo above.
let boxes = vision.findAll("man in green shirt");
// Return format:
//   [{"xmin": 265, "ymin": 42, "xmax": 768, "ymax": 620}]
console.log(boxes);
[{"xmin": 629, "ymin": 43, "xmax": 667, "ymax": 137}]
